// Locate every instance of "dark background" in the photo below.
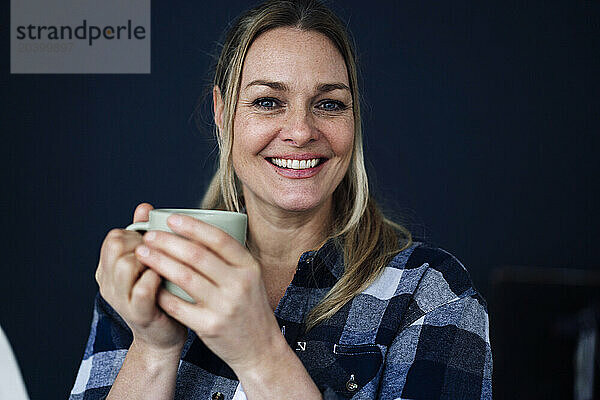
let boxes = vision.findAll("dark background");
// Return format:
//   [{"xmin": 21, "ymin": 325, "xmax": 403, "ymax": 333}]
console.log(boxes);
[{"xmin": 1, "ymin": 1, "xmax": 598, "ymax": 399}]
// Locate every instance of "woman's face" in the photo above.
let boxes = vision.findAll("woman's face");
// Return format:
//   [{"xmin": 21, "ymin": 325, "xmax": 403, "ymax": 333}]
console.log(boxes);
[{"xmin": 231, "ymin": 27, "xmax": 354, "ymax": 213}]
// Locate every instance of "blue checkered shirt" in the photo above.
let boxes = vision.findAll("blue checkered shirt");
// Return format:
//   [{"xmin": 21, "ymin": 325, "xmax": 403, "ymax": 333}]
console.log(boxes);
[{"xmin": 70, "ymin": 238, "xmax": 492, "ymax": 399}]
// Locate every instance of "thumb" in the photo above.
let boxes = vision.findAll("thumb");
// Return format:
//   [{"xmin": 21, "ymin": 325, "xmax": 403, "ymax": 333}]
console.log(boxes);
[{"xmin": 133, "ymin": 203, "xmax": 154, "ymax": 223}]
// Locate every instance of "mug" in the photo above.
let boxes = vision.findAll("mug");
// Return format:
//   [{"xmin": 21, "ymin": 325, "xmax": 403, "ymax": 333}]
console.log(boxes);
[{"xmin": 126, "ymin": 208, "xmax": 247, "ymax": 302}]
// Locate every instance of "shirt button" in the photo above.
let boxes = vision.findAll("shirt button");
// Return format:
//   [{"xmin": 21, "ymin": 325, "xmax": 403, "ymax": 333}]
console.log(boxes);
[
  {"xmin": 347, "ymin": 381, "xmax": 358, "ymax": 391},
  {"xmin": 211, "ymin": 392, "xmax": 225, "ymax": 400},
  {"xmin": 346, "ymin": 374, "xmax": 358, "ymax": 392}
]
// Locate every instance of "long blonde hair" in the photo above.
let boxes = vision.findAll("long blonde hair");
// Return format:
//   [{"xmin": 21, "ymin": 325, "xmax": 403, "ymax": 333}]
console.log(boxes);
[{"xmin": 201, "ymin": 0, "xmax": 411, "ymax": 330}]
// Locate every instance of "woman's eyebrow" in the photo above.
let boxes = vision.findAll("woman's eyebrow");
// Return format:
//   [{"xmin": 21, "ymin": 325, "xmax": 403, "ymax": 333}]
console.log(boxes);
[
  {"xmin": 245, "ymin": 80, "xmax": 289, "ymax": 91},
  {"xmin": 316, "ymin": 83, "xmax": 350, "ymax": 93},
  {"xmin": 244, "ymin": 80, "xmax": 350, "ymax": 93}
]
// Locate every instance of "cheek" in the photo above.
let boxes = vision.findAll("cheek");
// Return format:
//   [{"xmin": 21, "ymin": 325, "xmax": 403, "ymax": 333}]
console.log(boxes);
[
  {"xmin": 328, "ymin": 121, "xmax": 354, "ymax": 160},
  {"xmin": 232, "ymin": 115, "xmax": 273, "ymax": 160}
]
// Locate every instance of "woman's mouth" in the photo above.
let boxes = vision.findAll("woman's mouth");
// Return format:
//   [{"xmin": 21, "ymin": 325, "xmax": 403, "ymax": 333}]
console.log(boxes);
[
  {"xmin": 265, "ymin": 157, "xmax": 328, "ymax": 179},
  {"xmin": 267, "ymin": 157, "xmax": 324, "ymax": 169}
]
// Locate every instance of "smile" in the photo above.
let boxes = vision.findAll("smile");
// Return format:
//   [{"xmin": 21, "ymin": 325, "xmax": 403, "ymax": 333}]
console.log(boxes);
[{"xmin": 268, "ymin": 157, "xmax": 323, "ymax": 170}]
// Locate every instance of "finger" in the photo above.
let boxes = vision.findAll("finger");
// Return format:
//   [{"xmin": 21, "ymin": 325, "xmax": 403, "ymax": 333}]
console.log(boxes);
[
  {"xmin": 130, "ymin": 268, "xmax": 162, "ymax": 321},
  {"xmin": 112, "ymin": 253, "xmax": 146, "ymax": 301},
  {"xmin": 143, "ymin": 231, "xmax": 229, "ymax": 285},
  {"xmin": 99, "ymin": 229, "xmax": 145, "ymax": 281},
  {"xmin": 157, "ymin": 288, "xmax": 217, "ymax": 335},
  {"xmin": 166, "ymin": 214, "xmax": 251, "ymax": 267},
  {"xmin": 133, "ymin": 202, "xmax": 154, "ymax": 223},
  {"xmin": 135, "ymin": 244, "xmax": 218, "ymax": 303}
]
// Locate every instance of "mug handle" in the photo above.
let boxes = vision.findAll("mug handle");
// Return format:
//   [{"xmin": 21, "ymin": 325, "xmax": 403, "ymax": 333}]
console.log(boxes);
[{"xmin": 125, "ymin": 221, "xmax": 149, "ymax": 232}]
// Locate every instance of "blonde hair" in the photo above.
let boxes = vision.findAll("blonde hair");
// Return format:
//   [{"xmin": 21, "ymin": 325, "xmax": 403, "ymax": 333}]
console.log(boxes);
[{"xmin": 201, "ymin": 0, "xmax": 411, "ymax": 330}]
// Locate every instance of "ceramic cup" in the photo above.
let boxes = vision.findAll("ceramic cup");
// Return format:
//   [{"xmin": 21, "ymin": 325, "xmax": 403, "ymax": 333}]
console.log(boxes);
[{"xmin": 126, "ymin": 208, "xmax": 247, "ymax": 302}]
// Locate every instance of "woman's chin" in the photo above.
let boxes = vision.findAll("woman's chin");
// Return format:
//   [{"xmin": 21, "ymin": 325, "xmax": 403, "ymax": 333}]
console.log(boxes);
[
  {"xmin": 273, "ymin": 197, "xmax": 325, "ymax": 213},
  {"xmin": 242, "ymin": 185, "xmax": 331, "ymax": 214}
]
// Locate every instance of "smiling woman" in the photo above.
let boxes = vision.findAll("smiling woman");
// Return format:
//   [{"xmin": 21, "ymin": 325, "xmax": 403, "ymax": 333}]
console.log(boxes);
[
  {"xmin": 70, "ymin": 1, "xmax": 492, "ymax": 399},
  {"xmin": 228, "ymin": 27, "xmax": 354, "ymax": 216}
]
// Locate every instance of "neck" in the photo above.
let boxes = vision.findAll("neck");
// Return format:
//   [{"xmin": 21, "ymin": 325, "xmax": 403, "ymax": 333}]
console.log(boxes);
[{"xmin": 244, "ymin": 197, "xmax": 332, "ymax": 275}]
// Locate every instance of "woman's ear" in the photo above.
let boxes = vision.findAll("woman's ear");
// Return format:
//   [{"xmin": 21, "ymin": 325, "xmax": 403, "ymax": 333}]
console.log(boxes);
[{"xmin": 213, "ymin": 85, "xmax": 225, "ymax": 131}]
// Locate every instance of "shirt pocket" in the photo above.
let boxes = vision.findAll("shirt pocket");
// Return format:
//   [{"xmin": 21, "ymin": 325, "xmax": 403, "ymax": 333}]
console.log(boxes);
[{"xmin": 296, "ymin": 341, "xmax": 383, "ymax": 398}]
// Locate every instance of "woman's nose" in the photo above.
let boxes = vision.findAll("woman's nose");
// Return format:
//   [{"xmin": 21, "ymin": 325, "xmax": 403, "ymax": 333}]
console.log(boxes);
[{"xmin": 280, "ymin": 108, "xmax": 320, "ymax": 146}]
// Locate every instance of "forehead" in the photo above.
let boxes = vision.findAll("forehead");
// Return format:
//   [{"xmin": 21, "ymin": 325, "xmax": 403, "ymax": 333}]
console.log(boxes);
[{"xmin": 241, "ymin": 27, "xmax": 349, "ymax": 87}]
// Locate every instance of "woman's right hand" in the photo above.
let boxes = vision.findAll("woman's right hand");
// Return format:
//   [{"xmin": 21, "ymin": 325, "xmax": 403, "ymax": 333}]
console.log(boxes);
[{"xmin": 95, "ymin": 203, "xmax": 187, "ymax": 354}]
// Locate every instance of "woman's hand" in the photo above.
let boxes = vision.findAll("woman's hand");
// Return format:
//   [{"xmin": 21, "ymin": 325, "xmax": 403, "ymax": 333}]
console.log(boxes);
[
  {"xmin": 134, "ymin": 213, "xmax": 284, "ymax": 373},
  {"xmin": 95, "ymin": 203, "xmax": 187, "ymax": 355}
]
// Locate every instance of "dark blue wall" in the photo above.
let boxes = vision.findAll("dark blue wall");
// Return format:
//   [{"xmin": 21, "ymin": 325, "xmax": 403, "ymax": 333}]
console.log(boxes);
[{"xmin": 1, "ymin": 1, "xmax": 598, "ymax": 399}]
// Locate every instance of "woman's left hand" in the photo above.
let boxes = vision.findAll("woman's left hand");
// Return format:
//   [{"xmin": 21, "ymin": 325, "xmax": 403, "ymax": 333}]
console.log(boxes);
[{"xmin": 133, "ymin": 213, "xmax": 284, "ymax": 373}]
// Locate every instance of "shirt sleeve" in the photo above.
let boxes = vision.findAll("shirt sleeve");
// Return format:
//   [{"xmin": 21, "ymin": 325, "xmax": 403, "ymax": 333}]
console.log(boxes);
[
  {"xmin": 377, "ymin": 284, "xmax": 493, "ymax": 399},
  {"xmin": 69, "ymin": 292, "xmax": 133, "ymax": 400}
]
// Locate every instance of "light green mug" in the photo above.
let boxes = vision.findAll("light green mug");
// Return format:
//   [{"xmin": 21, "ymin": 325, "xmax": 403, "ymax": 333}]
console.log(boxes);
[{"xmin": 126, "ymin": 208, "xmax": 247, "ymax": 302}]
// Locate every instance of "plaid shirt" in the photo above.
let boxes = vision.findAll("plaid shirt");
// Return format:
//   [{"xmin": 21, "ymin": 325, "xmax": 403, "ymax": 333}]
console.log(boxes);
[{"xmin": 70, "ymin": 238, "xmax": 492, "ymax": 399}]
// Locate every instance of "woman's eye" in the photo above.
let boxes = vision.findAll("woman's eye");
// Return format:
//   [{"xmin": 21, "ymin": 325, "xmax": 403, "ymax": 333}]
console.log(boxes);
[
  {"xmin": 318, "ymin": 100, "xmax": 346, "ymax": 111},
  {"xmin": 253, "ymin": 98, "xmax": 279, "ymax": 109}
]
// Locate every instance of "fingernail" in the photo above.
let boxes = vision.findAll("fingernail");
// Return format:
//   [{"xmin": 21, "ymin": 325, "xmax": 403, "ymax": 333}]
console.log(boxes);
[
  {"xmin": 145, "ymin": 231, "xmax": 156, "ymax": 241},
  {"xmin": 169, "ymin": 215, "xmax": 183, "ymax": 226},
  {"xmin": 136, "ymin": 245, "xmax": 150, "ymax": 257}
]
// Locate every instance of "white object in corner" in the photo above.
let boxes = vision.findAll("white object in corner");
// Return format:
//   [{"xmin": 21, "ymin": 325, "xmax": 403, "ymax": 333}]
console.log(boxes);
[{"xmin": 0, "ymin": 325, "xmax": 30, "ymax": 400}]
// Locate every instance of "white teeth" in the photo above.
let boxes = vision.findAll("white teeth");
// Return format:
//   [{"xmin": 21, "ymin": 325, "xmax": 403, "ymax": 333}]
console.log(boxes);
[{"xmin": 270, "ymin": 157, "xmax": 322, "ymax": 170}]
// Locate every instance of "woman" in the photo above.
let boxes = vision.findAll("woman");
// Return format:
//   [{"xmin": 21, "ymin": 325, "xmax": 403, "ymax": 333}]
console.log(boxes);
[{"xmin": 71, "ymin": 1, "xmax": 492, "ymax": 399}]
